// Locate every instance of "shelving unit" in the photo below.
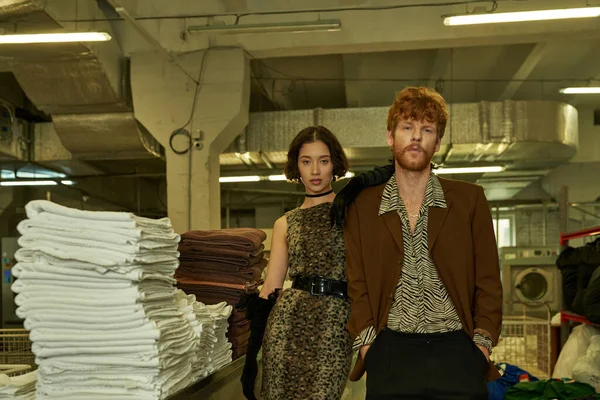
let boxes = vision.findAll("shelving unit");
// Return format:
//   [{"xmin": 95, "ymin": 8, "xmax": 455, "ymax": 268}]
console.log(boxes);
[
  {"xmin": 558, "ymin": 226, "xmax": 600, "ymax": 349},
  {"xmin": 559, "ymin": 226, "xmax": 600, "ymax": 247}
]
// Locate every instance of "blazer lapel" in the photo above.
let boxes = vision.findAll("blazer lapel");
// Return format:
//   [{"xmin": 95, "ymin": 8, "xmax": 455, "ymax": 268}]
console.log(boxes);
[
  {"xmin": 428, "ymin": 177, "xmax": 453, "ymax": 251},
  {"xmin": 428, "ymin": 204, "xmax": 450, "ymax": 251},
  {"xmin": 382, "ymin": 211, "xmax": 404, "ymax": 260}
]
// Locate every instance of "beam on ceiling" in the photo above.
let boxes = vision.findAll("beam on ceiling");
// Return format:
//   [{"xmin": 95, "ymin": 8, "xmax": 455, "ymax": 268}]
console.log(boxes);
[
  {"xmin": 498, "ymin": 43, "xmax": 548, "ymax": 100},
  {"xmin": 112, "ymin": 0, "xmax": 600, "ymax": 58},
  {"xmin": 561, "ymin": 43, "xmax": 600, "ymax": 107},
  {"xmin": 426, "ymin": 49, "xmax": 452, "ymax": 90}
]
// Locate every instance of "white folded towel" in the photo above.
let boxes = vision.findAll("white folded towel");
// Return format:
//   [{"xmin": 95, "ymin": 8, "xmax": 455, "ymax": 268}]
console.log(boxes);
[
  {"xmin": 38, "ymin": 368, "xmax": 157, "ymax": 385},
  {"xmin": 15, "ymin": 245, "xmax": 177, "ymax": 267},
  {"xmin": 18, "ymin": 232, "xmax": 178, "ymax": 255},
  {"xmin": 24, "ymin": 316, "xmax": 153, "ymax": 331},
  {"xmin": 0, "ymin": 370, "xmax": 36, "ymax": 397},
  {"xmin": 35, "ymin": 355, "xmax": 160, "ymax": 368},
  {"xmin": 15, "ymin": 293, "xmax": 141, "ymax": 309},
  {"xmin": 26, "ymin": 200, "xmax": 172, "ymax": 227},
  {"xmin": 30, "ymin": 325, "xmax": 160, "ymax": 342},
  {"xmin": 12, "ymin": 277, "xmax": 174, "ymax": 294},
  {"xmin": 12, "ymin": 277, "xmax": 135, "ymax": 291},
  {"xmin": 17, "ymin": 219, "xmax": 180, "ymax": 243},
  {"xmin": 36, "ymin": 385, "xmax": 160, "ymax": 400},
  {"xmin": 33, "ymin": 343, "xmax": 158, "ymax": 358},
  {"xmin": 33, "ymin": 338, "xmax": 157, "ymax": 349},
  {"xmin": 21, "ymin": 309, "xmax": 148, "ymax": 325},
  {"xmin": 38, "ymin": 376, "xmax": 157, "ymax": 392},
  {"xmin": 13, "ymin": 262, "xmax": 176, "ymax": 284},
  {"xmin": 15, "ymin": 249, "xmax": 179, "ymax": 275},
  {"xmin": 16, "ymin": 302, "xmax": 145, "ymax": 317}
]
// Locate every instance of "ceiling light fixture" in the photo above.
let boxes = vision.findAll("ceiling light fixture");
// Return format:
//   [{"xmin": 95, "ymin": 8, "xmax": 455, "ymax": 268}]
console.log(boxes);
[
  {"xmin": 223, "ymin": 171, "xmax": 355, "ymax": 183},
  {"xmin": 0, "ymin": 180, "xmax": 74, "ymax": 187},
  {"xmin": 0, "ymin": 32, "xmax": 112, "ymax": 44},
  {"xmin": 443, "ymin": 7, "xmax": 600, "ymax": 26},
  {"xmin": 267, "ymin": 175, "xmax": 287, "ymax": 182},
  {"xmin": 219, "ymin": 176, "xmax": 261, "ymax": 183},
  {"xmin": 559, "ymin": 87, "xmax": 600, "ymax": 94},
  {"xmin": 188, "ymin": 19, "xmax": 341, "ymax": 35},
  {"xmin": 434, "ymin": 166, "xmax": 505, "ymax": 175}
]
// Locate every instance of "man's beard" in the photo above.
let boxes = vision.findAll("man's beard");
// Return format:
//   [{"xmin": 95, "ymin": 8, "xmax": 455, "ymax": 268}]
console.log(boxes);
[{"xmin": 392, "ymin": 143, "xmax": 433, "ymax": 172}]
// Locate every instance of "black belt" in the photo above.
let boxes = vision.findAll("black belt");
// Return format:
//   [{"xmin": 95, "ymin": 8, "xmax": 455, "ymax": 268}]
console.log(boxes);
[{"xmin": 292, "ymin": 275, "xmax": 348, "ymax": 299}]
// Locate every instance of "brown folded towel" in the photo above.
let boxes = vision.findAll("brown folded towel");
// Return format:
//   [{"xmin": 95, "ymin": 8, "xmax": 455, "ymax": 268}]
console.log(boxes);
[
  {"xmin": 179, "ymin": 250, "xmax": 264, "ymax": 268},
  {"xmin": 178, "ymin": 260, "xmax": 244, "ymax": 274},
  {"xmin": 176, "ymin": 258, "xmax": 267, "ymax": 285},
  {"xmin": 229, "ymin": 308, "xmax": 249, "ymax": 324},
  {"xmin": 178, "ymin": 242, "xmax": 264, "ymax": 261},
  {"xmin": 176, "ymin": 276, "xmax": 246, "ymax": 290},
  {"xmin": 181, "ymin": 228, "xmax": 267, "ymax": 252},
  {"xmin": 232, "ymin": 344, "xmax": 248, "ymax": 360},
  {"xmin": 227, "ymin": 329, "xmax": 251, "ymax": 347},
  {"xmin": 227, "ymin": 320, "xmax": 250, "ymax": 337},
  {"xmin": 177, "ymin": 284, "xmax": 244, "ymax": 306}
]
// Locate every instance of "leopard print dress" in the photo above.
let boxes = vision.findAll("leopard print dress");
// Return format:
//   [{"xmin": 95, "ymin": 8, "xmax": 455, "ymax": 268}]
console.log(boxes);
[{"xmin": 261, "ymin": 202, "xmax": 353, "ymax": 400}]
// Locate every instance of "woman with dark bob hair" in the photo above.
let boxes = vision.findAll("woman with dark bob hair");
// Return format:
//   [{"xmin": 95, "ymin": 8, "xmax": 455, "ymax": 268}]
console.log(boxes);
[{"xmin": 240, "ymin": 126, "xmax": 353, "ymax": 400}]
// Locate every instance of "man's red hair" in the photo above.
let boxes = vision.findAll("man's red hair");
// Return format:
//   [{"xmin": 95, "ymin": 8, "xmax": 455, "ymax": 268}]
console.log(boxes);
[{"xmin": 387, "ymin": 86, "xmax": 449, "ymax": 139}]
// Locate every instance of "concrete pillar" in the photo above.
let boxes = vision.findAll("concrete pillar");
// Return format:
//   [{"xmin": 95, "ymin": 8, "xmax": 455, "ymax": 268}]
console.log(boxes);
[{"xmin": 131, "ymin": 49, "xmax": 250, "ymax": 233}]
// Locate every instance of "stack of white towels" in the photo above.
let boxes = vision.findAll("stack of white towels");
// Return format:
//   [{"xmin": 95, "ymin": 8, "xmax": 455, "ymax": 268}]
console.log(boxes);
[
  {"xmin": 174, "ymin": 291, "xmax": 233, "ymax": 380},
  {"xmin": 0, "ymin": 370, "xmax": 36, "ymax": 400},
  {"xmin": 10, "ymin": 200, "xmax": 230, "ymax": 399}
]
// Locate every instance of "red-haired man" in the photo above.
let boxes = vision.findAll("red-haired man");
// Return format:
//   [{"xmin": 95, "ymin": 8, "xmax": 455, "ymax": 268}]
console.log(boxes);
[{"xmin": 342, "ymin": 87, "xmax": 503, "ymax": 399}]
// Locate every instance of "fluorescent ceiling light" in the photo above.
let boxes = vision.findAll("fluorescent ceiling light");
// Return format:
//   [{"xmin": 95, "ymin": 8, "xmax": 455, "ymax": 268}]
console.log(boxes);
[
  {"xmin": 434, "ymin": 166, "xmax": 504, "ymax": 175},
  {"xmin": 0, "ymin": 32, "xmax": 111, "ymax": 44},
  {"xmin": 226, "ymin": 171, "xmax": 355, "ymax": 183},
  {"xmin": 1, "ymin": 170, "xmax": 67, "ymax": 179},
  {"xmin": 219, "ymin": 175, "xmax": 261, "ymax": 183},
  {"xmin": 0, "ymin": 180, "xmax": 74, "ymax": 187},
  {"xmin": 268, "ymin": 175, "xmax": 287, "ymax": 182},
  {"xmin": 188, "ymin": 19, "xmax": 341, "ymax": 35},
  {"xmin": 443, "ymin": 7, "xmax": 600, "ymax": 26},
  {"xmin": 559, "ymin": 87, "xmax": 600, "ymax": 94}
]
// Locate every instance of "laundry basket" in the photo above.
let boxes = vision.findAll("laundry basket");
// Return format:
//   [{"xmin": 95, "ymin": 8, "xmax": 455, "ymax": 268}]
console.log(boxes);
[
  {"xmin": 491, "ymin": 303, "xmax": 552, "ymax": 379},
  {"xmin": 0, "ymin": 329, "xmax": 35, "ymax": 376}
]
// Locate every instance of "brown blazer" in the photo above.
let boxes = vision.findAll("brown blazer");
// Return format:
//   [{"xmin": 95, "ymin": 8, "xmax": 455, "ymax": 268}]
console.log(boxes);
[{"xmin": 344, "ymin": 176, "xmax": 502, "ymax": 382}]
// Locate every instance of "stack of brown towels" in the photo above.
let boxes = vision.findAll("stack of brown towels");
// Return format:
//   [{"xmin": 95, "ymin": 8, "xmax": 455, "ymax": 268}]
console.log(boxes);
[{"xmin": 176, "ymin": 228, "xmax": 268, "ymax": 360}]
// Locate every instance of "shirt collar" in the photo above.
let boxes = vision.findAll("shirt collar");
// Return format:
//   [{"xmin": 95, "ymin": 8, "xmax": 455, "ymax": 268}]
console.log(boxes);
[{"xmin": 378, "ymin": 172, "xmax": 447, "ymax": 216}]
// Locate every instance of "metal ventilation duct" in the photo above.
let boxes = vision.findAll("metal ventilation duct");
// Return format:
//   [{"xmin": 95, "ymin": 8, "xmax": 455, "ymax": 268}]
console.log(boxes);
[
  {"xmin": 0, "ymin": 0, "xmax": 164, "ymax": 163},
  {"xmin": 52, "ymin": 113, "xmax": 164, "ymax": 160},
  {"xmin": 221, "ymin": 100, "xmax": 578, "ymax": 170}
]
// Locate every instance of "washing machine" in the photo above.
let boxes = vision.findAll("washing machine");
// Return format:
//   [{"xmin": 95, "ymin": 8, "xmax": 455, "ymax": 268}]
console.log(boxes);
[{"xmin": 500, "ymin": 246, "xmax": 562, "ymax": 316}]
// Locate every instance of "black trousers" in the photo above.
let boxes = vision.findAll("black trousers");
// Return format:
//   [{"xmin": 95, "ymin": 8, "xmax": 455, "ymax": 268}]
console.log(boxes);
[{"xmin": 364, "ymin": 329, "xmax": 489, "ymax": 400}]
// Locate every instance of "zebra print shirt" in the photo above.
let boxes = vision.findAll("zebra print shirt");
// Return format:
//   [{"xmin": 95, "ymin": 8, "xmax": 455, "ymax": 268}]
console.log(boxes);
[{"xmin": 354, "ymin": 173, "xmax": 493, "ymax": 354}]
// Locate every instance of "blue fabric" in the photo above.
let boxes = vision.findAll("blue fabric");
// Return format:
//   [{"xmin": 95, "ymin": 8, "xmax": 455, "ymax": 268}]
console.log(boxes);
[{"xmin": 487, "ymin": 363, "xmax": 539, "ymax": 400}]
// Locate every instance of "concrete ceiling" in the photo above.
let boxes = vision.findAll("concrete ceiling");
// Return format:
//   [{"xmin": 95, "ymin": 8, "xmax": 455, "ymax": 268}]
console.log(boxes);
[
  {"xmin": 1, "ymin": 0, "xmax": 599, "ymax": 205},
  {"xmin": 88, "ymin": 0, "xmax": 600, "ymax": 109}
]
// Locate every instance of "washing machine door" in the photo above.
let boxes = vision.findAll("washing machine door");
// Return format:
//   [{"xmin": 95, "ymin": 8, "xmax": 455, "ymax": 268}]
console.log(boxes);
[{"xmin": 514, "ymin": 267, "xmax": 551, "ymax": 303}]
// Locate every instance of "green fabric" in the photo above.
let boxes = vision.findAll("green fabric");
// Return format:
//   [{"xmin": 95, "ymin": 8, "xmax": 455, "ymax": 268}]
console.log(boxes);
[{"xmin": 505, "ymin": 379, "xmax": 597, "ymax": 400}]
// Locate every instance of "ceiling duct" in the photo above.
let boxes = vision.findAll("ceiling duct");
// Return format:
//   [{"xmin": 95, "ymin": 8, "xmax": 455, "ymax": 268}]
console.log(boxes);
[
  {"xmin": 221, "ymin": 100, "xmax": 578, "ymax": 171},
  {"xmin": 0, "ymin": 0, "xmax": 164, "ymax": 167},
  {"xmin": 52, "ymin": 113, "xmax": 164, "ymax": 160}
]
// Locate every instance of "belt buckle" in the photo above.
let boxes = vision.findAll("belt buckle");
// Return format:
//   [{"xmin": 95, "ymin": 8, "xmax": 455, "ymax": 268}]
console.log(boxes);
[{"xmin": 309, "ymin": 276, "xmax": 329, "ymax": 296}]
